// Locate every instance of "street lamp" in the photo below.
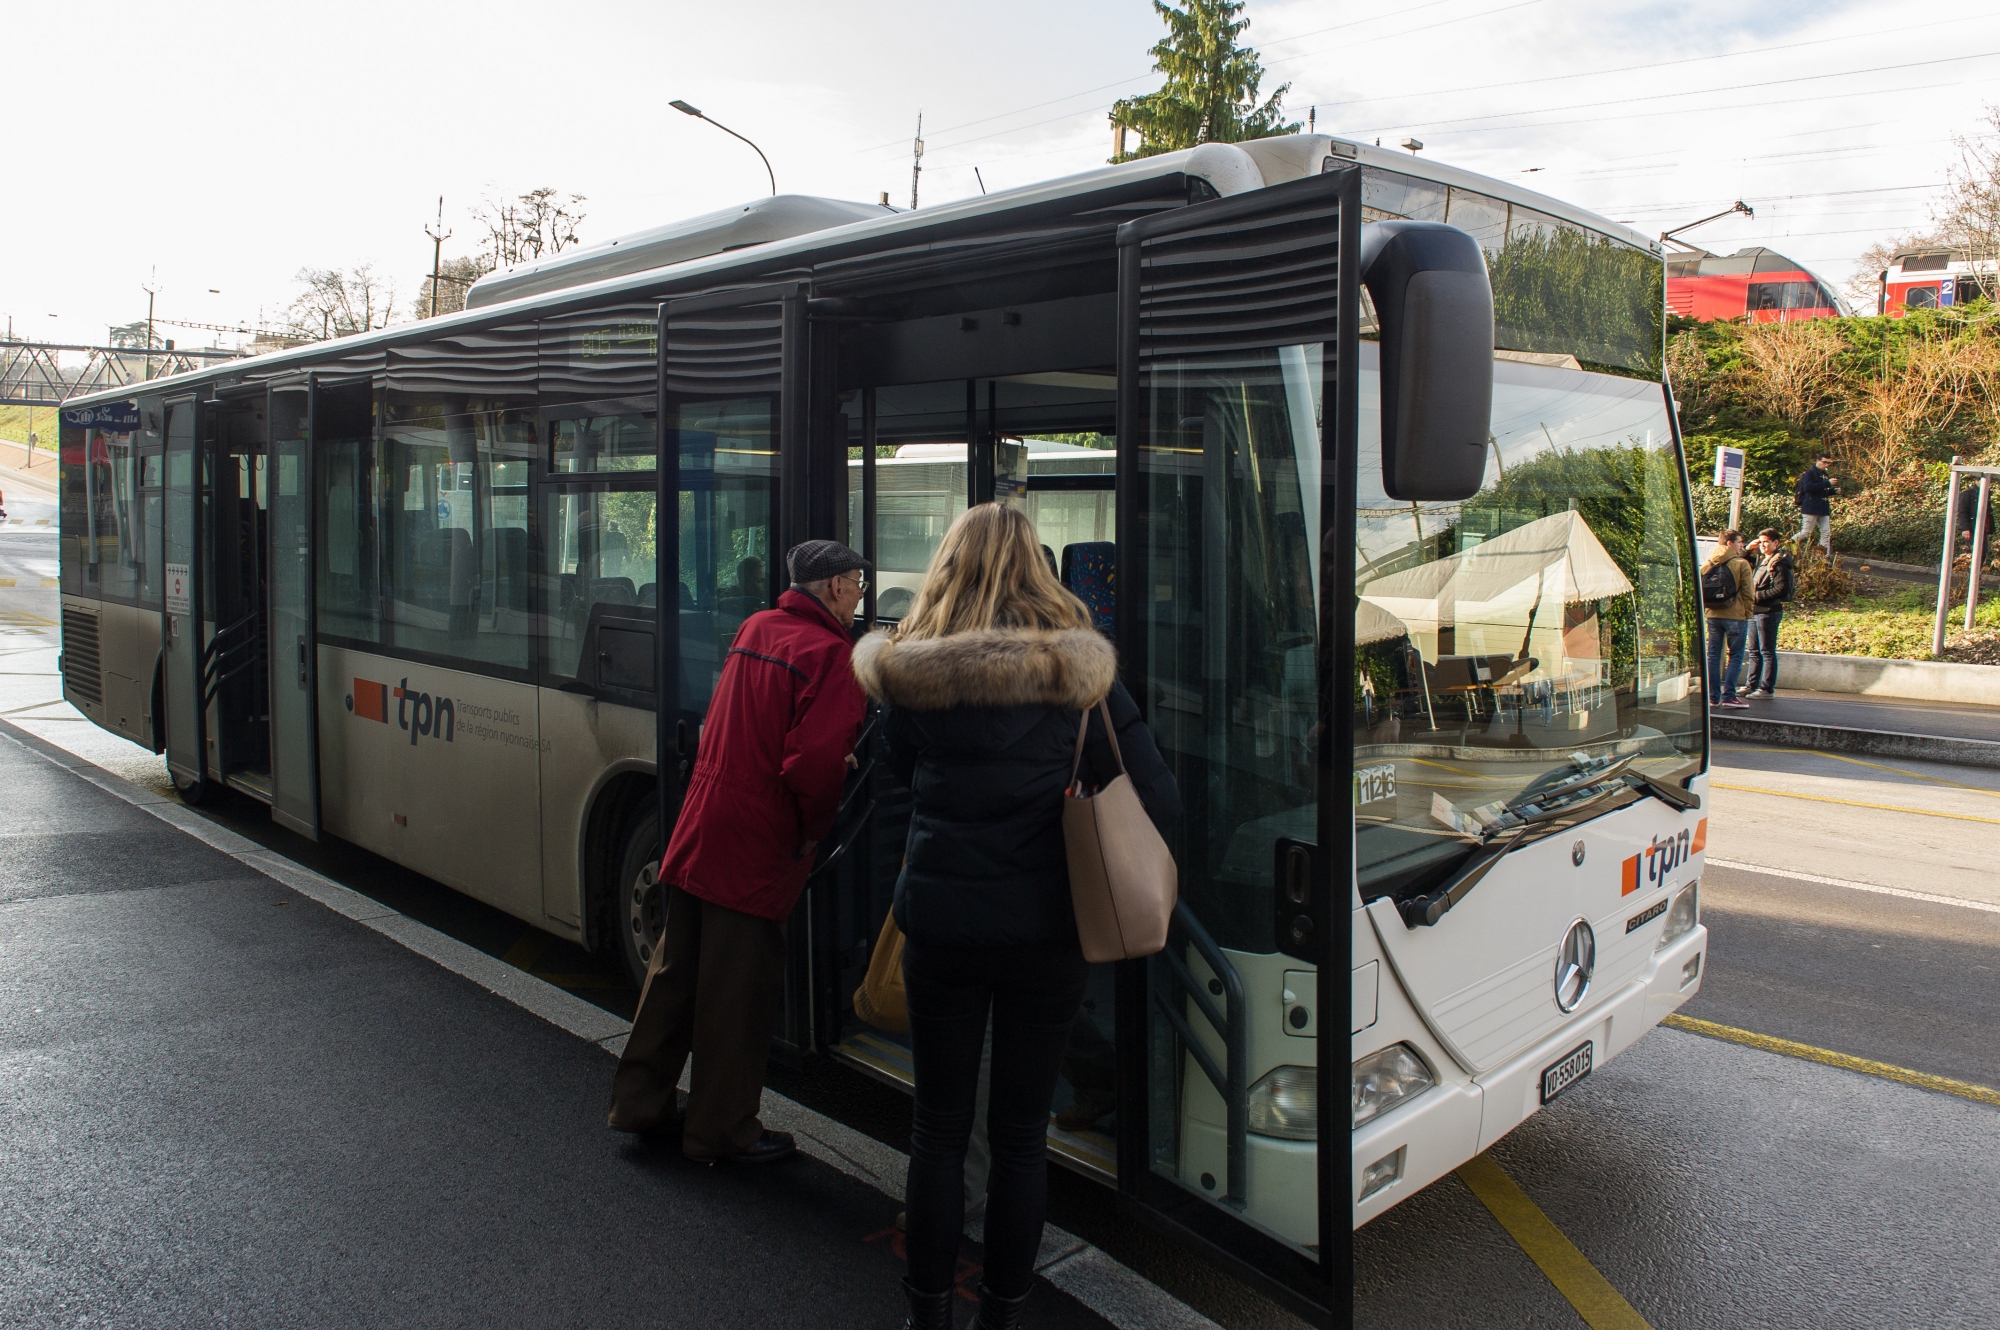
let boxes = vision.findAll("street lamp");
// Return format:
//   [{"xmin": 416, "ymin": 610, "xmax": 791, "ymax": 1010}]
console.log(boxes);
[{"xmin": 670, "ymin": 100, "xmax": 776, "ymax": 197}]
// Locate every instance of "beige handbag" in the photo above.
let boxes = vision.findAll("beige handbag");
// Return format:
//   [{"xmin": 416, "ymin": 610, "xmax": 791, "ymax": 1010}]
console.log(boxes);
[
  {"xmin": 852, "ymin": 909, "xmax": 909, "ymax": 1033},
  {"xmin": 1063, "ymin": 701, "xmax": 1178, "ymax": 962}
]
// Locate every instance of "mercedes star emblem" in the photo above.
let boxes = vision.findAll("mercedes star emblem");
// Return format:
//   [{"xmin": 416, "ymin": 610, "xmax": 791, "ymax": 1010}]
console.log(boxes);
[
  {"xmin": 1554, "ymin": 918, "xmax": 1596, "ymax": 1013},
  {"xmin": 1571, "ymin": 840, "xmax": 1586, "ymax": 867}
]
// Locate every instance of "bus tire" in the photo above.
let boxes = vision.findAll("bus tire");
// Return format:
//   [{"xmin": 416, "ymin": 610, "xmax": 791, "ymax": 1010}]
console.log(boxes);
[
  {"xmin": 614, "ymin": 809, "xmax": 666, "ymax": 991},
  {"xmin": 172, "ymin": 768, "xmax": 214, "ymax": 806}
]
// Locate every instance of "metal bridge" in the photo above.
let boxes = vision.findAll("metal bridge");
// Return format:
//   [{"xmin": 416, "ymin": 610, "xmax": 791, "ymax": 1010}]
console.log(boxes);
[{"xmin": 1, "ymin": 340, "xmax": 245, "ymax": 410}]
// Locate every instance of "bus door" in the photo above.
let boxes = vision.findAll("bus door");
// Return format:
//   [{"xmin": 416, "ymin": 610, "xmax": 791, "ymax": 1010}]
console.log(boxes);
[
  {"xmin": 655, "ymin": 284, "xmax": 798, "ymax": 1040},
  {"xmin": 266, "ymin": 377, "xmax": 318, "ymax": 838},
  {"xmin": 1115, "ymin": 166, "xmax": 1358, "ymax": 1319},
  {"xmin": 204, "ymin": 390, "xmax": 272, "ymax": 799},
  {"xmin": 160, "ymin": 395, "xmax": 206, "ymax": 799}
]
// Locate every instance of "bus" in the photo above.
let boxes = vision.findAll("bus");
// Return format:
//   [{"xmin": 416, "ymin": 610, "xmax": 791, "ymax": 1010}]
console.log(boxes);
[
  {"xmin": 55, "ymin": 133, "xmax": 1709, "ymax": 1321},
  {"xmin": 1665, "ymin": 246, "xmax": 1845, "ymax": 321}
]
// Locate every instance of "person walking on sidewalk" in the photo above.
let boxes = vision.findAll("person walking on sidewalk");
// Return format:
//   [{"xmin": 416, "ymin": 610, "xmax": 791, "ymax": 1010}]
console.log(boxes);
[
  {"xmin": 1793, "ymin": 452, "xmax": 1839, "ymax": 557},
  {"xmin": 607, "ymin": 540, "xmax": 869, "ymax": 1164},
  {"xmin": 853, "ymin": 504, "xmax": 1179, "ymax": 1330},
  {"xmin": 1703, "ymin": 529, "xmax": 1756, "ymax": 709},
  {"xmin": 1741, "ymin": 529, "xmax": 1795, "ymax": 699}
]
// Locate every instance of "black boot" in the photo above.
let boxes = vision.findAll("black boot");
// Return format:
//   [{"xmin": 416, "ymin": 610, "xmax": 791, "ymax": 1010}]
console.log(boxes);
[
  {"xmin": 901, "ymin": 1278, "xmax": 955, "ymax": 1330},
  {"xmin": 973, "ymin": 1284, "xmax": 1029, "ymax": 1330}
]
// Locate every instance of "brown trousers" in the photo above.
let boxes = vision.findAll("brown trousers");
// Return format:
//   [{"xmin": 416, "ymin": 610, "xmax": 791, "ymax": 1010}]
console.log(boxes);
[{"xmin": 607, "ymin": 885, "xmax": 787, "ymax": 1158}]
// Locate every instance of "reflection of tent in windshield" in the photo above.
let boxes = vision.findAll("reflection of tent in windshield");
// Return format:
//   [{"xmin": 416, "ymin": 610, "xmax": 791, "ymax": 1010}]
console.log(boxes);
[{"xmin": 1359, "ymin": 510, "xmax": 1632, "ymax": 674}]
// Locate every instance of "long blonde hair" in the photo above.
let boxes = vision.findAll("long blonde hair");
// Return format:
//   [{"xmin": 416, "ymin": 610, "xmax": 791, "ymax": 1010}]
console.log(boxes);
[{"xmin": 894, "ymin": 503, "xmax": 1091, "ymax": 641}]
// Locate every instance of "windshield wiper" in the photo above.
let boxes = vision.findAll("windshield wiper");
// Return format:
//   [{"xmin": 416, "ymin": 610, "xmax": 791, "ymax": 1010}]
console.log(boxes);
[{"xmin": 1396, "ymin": 758, "xmax": 1705, "ymax": 929}]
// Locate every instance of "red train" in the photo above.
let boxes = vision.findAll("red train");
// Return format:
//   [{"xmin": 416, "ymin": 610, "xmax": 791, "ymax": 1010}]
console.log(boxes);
[
  {"xmin": 1877, "ymin": 244, "xmax": 1996, "ymax": 316},
  {"xmin": 1665, "ymin": 246, "xmax": 1844, "ymax": 322}
]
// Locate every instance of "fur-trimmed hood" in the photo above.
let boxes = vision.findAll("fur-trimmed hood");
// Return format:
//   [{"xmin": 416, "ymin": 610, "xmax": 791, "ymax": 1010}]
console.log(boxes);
[{"xmin": 851, "ymin": 627, "xmax": 1116, "ymax": 711}]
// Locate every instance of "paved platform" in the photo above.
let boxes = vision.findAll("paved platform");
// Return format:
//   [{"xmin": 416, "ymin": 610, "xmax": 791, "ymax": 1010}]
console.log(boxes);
[{"xmin": 0, "ymin": 722, "xmax": 1127, "ymax": 1330}]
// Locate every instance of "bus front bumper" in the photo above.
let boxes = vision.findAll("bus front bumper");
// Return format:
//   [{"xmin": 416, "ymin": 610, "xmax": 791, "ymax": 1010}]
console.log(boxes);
[{"xmin": 1353, "ymin": 923, "xmax": 1706, "ymax": 1226}]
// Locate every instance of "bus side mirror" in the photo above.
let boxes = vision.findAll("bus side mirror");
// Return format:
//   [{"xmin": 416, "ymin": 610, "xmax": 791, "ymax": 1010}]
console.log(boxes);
[{"xmin": 1361, "ymin": 221, "xmax": 1494, "ymax": 502}]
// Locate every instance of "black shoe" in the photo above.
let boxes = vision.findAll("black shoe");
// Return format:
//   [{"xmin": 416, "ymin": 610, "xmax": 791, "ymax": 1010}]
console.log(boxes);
[
  {"xmin": 686, "ymin": 1128, "xmax": 797, "ymax": 1165},
  {"xmin": 973, "ymin": 1284, "xmax": 1029, "ymax": 1330},
  {"xmin": 901, "ymin": 1278, "xmax": 956, "ymax": 1330}
]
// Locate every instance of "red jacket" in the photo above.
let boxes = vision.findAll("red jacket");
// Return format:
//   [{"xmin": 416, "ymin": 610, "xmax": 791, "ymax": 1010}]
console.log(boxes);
[{"xmin": 662, "ymin": 589, "xmax": 867, "ymax": 921}]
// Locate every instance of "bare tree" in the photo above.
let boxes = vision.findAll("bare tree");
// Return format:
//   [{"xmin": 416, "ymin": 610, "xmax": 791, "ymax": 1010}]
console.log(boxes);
[
  {"xmin": 412, "ymin": 256, "xmax": 488, "ymax": 321},
  {"xmin": 1846, "ymin": 329, "xmax": 2000, "ymax": 482},
  {"xmin": 474, "ymin": 187, "xmax": 588, "ymax": 270},
  {"xmin": 1934, "ymin": 105, "xmax": 2000, "ymax": 276},
  {"xmin": 1848, "ymin": 233, "xmax": 1939, "ymax": 309},
  {"xmin": 1732, "ymin": 322, "xmax": 1848, "ymax": 433},
  {"xmin": 287, "ymin": 265, "xmax": 400, "ymax": 341}
]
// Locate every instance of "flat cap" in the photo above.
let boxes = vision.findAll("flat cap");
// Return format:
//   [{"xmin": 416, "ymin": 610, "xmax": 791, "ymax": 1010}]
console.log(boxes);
[{"xmin": 786, "ymin": 539, "xmax": 870, "ymax": 585}]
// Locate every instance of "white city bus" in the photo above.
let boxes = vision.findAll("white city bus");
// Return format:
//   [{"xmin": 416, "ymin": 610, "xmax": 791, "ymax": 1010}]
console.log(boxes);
[{"xmin": 56, "ymin": 134, "xmax": 1708, "ymax": 1320}]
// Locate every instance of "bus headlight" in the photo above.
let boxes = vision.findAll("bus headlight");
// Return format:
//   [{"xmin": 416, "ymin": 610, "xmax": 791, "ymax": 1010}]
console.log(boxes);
[
  {"xmin": 1351, "ymin": 1044, "xmax": 1433, "ymax": 1129},
  {"xmin": 1656, "ymin": 881, "xmax": 1699, "ymax": 952},
  {"xmin": 1247, "ymin": 1065, "xmax": 1318, "ymax": 1140}
]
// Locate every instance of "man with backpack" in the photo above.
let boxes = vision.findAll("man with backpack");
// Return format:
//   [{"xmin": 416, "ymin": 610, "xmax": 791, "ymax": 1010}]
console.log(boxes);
[
  {"xmin": 1794, "ymin": 452, "xmax": 1838, "ymax": 556},
  {"xmin": 1702, "ymin": 529, "xmax": 1756, "ymax": 709},
  {"xmin": 1741, "ymin": 528, "xmax": 1796, "ymax": 699}
]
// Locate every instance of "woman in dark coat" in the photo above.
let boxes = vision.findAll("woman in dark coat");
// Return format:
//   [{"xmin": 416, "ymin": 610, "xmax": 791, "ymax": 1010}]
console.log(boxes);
[{"xmin": 852, "ymin": 504, "xmax": 1178, "ymax": 1330}]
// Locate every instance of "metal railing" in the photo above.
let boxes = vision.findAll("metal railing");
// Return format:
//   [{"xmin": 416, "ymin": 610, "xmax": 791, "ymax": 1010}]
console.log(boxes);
[
  {"xmin": 201, "ymin": 611, "xmax": 265, "ymax": 710},
  {"xmin": 1931, "ymin": 458, "xmax": 2000, "ymax": 657},
  {"xmin": 1153, "ymin": 901, "xmax": 1249, "ymax": 1207},
  {"xmin": 0, "ymin": 340, "xmax": 245, "ymax": 409}
]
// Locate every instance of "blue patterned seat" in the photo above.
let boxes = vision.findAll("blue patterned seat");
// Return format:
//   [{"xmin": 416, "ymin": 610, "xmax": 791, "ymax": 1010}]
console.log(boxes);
[{"xmin": 1061, "ymin": 541, "xmax": 1116, "ymax": 633}]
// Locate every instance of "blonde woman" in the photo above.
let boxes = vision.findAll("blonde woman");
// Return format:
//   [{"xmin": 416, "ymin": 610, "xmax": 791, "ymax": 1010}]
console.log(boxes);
[{"xmin": 853, "ymin": 504, "xmax": 1178, "ymax": 1330}]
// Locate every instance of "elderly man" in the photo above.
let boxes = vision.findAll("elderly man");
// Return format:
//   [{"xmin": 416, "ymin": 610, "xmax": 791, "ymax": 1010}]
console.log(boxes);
[{"xmin": 608, "ymin": 539, "xmax": 869, "ymax": 1163}]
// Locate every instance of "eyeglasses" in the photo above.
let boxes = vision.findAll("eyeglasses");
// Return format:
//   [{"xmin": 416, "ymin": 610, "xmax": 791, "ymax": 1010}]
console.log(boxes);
[{"xmin": 840, "ymin": 571, "xmax": 868, "ymax": 592}]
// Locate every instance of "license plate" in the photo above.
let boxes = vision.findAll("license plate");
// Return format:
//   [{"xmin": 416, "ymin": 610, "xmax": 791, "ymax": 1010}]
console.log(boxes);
[
  {"xmin": 1540, "ymin": 1040, "xmax": 1593, "ymax": 1104},
  {"xmin": 1354, "ymin": 762, "xmax": 1397, "ymax": 808}
]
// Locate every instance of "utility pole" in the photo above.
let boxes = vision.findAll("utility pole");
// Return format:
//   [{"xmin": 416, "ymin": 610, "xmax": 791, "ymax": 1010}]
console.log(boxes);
[
  {"xmin": 911, "ymin": 112, "xmax": 924, "ymax": 211},
  {"xmin": 142, "ymin": 269, "xmax": 159, "ymax": 380},
  {"xmin": 425, "ymin": 197, "xmax": 453, "ymax": 319}
]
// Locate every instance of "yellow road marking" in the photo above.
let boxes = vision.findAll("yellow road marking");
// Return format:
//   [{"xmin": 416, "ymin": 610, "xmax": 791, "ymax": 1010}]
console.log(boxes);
[
  {"xmin": 501, "ymin": 932, "xmax": 547, "ymax": 970},
  {"xmin": 1664, "ymin": 1014, "xmax": 2000, "ymax": 1108},
  {"xmin": 0, "ymin": 578, "xmax": 13, "ymax": 587},
  {"xmin": 1408, "ymin": 757, "xmax": 1494, "ymax": 778},
  {"xmin": 1456, "ymin": 1153, "xmax": 1653, "ymax": 1329},
  {"xmin": 39, "ymin": 577, "xmax": 56, "ymax": 587},
  {"xmin": 1710, "ymin": 782, "xmax": 2000, "ymax": 826}
]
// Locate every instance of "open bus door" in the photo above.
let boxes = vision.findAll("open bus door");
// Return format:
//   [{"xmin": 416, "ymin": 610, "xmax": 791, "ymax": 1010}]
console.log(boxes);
[
  {"xmin": 655, "ymin": 283, "xmax": 807, "ymax": 1049},
  {"xmin": 160, "ymin": 395, "xmax": 207, "ymax": 801},
  {"xmin": 266, "ymin": 376, "xmax": 319, "ymax": 838},
  {"xmin": 1114, "ymin": 165, "xmax": 1359, "ymax": 1321}
]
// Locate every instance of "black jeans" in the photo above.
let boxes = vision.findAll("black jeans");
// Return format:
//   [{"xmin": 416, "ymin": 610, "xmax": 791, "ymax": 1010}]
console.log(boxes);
[
  {"xmin": 1745, "ymin": 608, "xmax": 1783, "ymax": 693},
  {"xmin": 902, "ymin": 934, "xmax": 1088, "ymax": 1298}
]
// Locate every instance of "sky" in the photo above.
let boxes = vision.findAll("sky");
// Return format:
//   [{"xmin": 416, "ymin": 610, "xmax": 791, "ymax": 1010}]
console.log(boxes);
[{"xmin": 4, "ymin": 0, "xmax": 1995, "ymax": 349}]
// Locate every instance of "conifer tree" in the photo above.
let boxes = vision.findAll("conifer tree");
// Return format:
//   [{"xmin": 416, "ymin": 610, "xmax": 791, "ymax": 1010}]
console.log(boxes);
[{"xmin": 1109, "ymin": 0, "xmax": 1297, "ymax": 162}]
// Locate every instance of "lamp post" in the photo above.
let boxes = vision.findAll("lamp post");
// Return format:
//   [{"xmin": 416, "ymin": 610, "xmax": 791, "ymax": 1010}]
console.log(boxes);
[{"xmin": 669, "ymin": 100, "xmax": 776, "ymax": 196}]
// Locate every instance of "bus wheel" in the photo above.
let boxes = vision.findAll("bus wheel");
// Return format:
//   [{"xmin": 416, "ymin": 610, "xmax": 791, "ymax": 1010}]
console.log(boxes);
[
  {"xmin": 171, "ymin": 769, "xmax": 213, "ymax": 806},
  {"xmin": 615, "ymin": 810, "xmax": 665, "ymax": 990}
]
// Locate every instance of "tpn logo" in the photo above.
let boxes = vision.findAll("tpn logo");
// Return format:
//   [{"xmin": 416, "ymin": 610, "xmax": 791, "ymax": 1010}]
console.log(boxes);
[{"xmin": 346, "ymin": 676, "xmax": 455, "ymax": 745}]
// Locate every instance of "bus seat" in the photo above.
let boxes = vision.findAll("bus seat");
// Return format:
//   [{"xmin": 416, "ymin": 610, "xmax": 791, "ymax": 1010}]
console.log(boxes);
[
  {"xmin": 638, "ymin": 582, "xmax": 658, "ymax": 608},
  {"xmin": 1040, "ymin": 544, "xmax": 1059, "ymax": 580},
  {"xmin": 492, "ymin": 528, "xmax": 530, "ymax": 610},
  {"xmin": 1061, "ymin": 541, "xmax": 1116, "ymax": 633},
  {"xmin": 590, "ymin": 576, "xmax": 638, "ymax": 606}
]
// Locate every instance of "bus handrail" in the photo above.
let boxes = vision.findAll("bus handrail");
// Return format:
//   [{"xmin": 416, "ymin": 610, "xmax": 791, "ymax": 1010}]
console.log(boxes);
[
  {"xmin": 201, "ymin": 611, "xmax": 265, "ymax": 709},
  {"xmin": 1153, "ymin": 900, "xmax": 1248, "ymax": 1208}
]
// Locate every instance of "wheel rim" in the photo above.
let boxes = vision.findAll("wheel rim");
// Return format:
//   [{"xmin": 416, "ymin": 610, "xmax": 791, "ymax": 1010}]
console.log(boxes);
[{"xmin": 627, "ymin": 856, "xmax": 665, "ymax": 966}]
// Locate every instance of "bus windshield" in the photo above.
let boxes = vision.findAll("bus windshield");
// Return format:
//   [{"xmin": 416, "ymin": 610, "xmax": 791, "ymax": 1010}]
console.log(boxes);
[{"xmin": 1351, "ymin": 346, "xmax": 1704, "ymax": 903}]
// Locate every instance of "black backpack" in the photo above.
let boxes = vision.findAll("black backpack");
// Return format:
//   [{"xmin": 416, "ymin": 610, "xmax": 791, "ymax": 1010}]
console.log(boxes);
[{"xmin": 1701, "ymin": 558, "xmax": 1738, "ymax": 609}]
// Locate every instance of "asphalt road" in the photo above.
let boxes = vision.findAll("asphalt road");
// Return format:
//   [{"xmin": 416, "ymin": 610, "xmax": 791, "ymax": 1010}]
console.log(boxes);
[{"xmin": 9, "ymin": 538, "xmax": 2000, "ymax": 1327}]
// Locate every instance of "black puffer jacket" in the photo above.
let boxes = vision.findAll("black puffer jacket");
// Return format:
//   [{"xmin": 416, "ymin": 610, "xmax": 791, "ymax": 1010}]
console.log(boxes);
[{"xmin": 853, "ymin": 626, "xmax": 1181, "ymax": 948}]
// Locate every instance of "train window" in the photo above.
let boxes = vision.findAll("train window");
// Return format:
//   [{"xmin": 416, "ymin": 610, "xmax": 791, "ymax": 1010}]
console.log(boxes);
[{"xmin": 1904, "ymin": 286, "xmax": 1940, "ymax": 310}]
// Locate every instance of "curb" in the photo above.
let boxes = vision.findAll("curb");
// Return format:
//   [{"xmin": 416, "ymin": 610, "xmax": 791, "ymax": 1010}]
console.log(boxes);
[
  {"xmin": 1710, "ymin": 714, "xmax": 2000, "ymax": 768},
  {"xmin": 0, "ymin": 718, "xmax": 1226, "ymax": 1330}
]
